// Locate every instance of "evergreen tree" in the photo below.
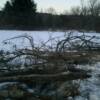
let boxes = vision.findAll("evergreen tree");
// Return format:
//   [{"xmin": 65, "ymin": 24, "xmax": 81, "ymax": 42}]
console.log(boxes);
[
  {"xmin": 2, "ymin": 0, "xmax": 37, "ymax": 29},
  {"xmin": 3, "ymin": 1, "xmax": 12, "ymax": 15},
  {"xmin": 3, "ymin": 0, "xmax": 37, "ymax": 15}
]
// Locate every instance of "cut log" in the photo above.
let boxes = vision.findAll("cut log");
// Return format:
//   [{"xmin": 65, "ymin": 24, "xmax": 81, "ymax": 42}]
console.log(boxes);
[{"xmin": 0, "ymin": 71, "xmax": 91, "ymax": 82}]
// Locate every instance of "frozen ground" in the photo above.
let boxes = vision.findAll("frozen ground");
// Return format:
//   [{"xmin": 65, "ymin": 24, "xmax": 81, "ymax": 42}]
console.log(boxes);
[
  {"xmin": 0, "ymin": 30, "xmax": 100, "ymax": 50},
  {"xmin": 0, "ymin": 30, "xmax": 100, "ymax": 42},
  {"xmin": 0, "ymin": 30, "xmax": 100, "ymax": 100}
]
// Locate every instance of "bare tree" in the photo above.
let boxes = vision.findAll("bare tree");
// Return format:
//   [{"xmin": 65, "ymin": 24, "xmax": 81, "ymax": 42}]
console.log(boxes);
[
  {"xmin": 88, "ymin": 0, "xmax": 100, "ymax": 16},
  {"xmin": 80, "ymin": 0, "xmax": 89, "ymax": 16},
  {"xmin": 70, "ymin": 6, "xmax": 81, "ymax": 15},
  {"xmin": 70, "ymin": 0, "xmax": 88, "ymax": 16},
  {"xmin": 46, "ymin": 7, "xmax": 56, "ymax": 15}
]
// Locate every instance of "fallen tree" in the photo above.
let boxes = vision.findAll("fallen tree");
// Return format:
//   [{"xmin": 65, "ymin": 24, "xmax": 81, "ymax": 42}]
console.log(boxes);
[
  {"xmin": 0, "ymin": 32, "xmax": 100, "ymax": 81},
  {"xmin": 0, "ymin": 71, "xmax": 91, "ymax": 82}
]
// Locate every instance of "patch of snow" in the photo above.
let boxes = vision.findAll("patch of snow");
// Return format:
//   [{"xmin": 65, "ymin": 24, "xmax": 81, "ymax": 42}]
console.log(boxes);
[{"xmin": 0, "ymin": 30, "xmax": 100, "ymax": 50}]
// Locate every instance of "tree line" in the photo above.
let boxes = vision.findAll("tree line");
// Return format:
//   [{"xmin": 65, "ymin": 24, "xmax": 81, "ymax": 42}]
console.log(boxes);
[{"xmin": 0, "ymin": 0, "xmax": 100, "ymax": 31}]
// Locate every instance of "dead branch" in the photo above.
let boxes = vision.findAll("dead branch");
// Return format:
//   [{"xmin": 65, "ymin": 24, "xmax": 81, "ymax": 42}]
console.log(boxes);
[{"xmin": 1, "ymin": 32, "xmax": 100, "ymax": 72}]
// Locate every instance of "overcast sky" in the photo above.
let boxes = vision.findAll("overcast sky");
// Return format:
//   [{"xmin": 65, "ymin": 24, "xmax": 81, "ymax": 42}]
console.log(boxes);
[{"xmin": 0, "ymin": 0, "xmax": 81, "ymax": 13}]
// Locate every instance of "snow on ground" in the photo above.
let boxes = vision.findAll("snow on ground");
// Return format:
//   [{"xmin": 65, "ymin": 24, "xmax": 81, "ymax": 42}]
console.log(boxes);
[
  {"xmin": 0, "ymin": 30, "xmax": 65, "ymax": 50},
  {"xmin": 0, "ymin": 30, "xmax": 100, "ymax": 43},
  {"xmin": 0, "ymin": 30, "xmax": 100, "ymax": 99},
  {"xmin": 0, "ymin": 30, "xmax": 100, "ymax": 50}
]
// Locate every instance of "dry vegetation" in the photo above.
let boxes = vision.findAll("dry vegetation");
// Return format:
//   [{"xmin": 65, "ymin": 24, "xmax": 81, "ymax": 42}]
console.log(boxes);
[
  {"xmin": 0, "ymin": 32, "xmax": 99, "ymax": 77},
  {"xmin": 0, "ymin": 32, "xmax": 100, "ymax": 99}
]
